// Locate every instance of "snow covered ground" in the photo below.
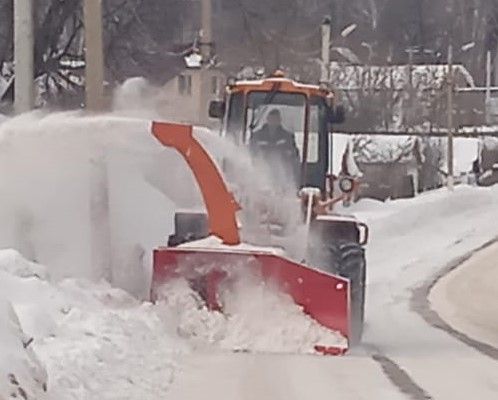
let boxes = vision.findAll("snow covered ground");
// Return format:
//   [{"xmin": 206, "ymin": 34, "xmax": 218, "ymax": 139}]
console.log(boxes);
[
  {"xmin": 0, "ymin": 250, "xmax": 188, "ymax": 400},
  {"xmin": 0, "ymin": 253, "xmax": 48, "ymax": 400},
  {"xmin": 164, "ymin": 185, "xmax": 498, "ymax": 400},
  {"xmin": 1, "ymin": 109, "xmax": 498, "ymax": 399}
]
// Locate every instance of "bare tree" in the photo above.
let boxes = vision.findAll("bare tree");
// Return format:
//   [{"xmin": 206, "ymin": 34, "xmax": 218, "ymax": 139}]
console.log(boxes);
[{"xmin": 0, "ymin": 0, "xmax": 496, "ymax": 107}]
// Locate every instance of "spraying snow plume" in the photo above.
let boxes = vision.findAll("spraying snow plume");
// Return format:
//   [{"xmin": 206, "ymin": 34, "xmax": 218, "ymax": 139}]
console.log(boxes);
[
  {"xmin": 0, "ymin": 111, "xmax": 190, "ymax": 296},
  {"xmin": 0, "ymin": 110, "xmax": 303, "ymax": 297},
  {"xmin": 156, "ymin": 275, "xmax": 347, "ymax": 354},
  {"xmin": 112, "ymin": 77, "xmax": 169, "ymax": 119}
]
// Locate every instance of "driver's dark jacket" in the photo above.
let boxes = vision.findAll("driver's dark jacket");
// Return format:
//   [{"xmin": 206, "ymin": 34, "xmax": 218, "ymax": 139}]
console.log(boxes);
[{"xmin": 250, "ymin": 124, "xmax": 300, "ymax": 187}]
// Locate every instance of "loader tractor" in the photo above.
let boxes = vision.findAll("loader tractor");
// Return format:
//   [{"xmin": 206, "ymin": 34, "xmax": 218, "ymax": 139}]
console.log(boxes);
[{"xmin": 150, "ymin": 71, "xmax": 369, "ymax": 353}]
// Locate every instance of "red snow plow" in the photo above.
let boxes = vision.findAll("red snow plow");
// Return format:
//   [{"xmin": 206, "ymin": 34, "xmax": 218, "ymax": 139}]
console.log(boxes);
[
  {"xmin": 153, "ymin": 248, "xmax": 349, "ymax": 355},
  {"xmin": 149, "ymin": 114, "xmax": 367, "ymax": 354}
]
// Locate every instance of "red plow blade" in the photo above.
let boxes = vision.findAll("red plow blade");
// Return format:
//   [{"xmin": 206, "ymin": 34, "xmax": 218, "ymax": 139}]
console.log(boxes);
[{"xmin": 151, "ymin": 247, "xmax": 351, "ymax": 354}]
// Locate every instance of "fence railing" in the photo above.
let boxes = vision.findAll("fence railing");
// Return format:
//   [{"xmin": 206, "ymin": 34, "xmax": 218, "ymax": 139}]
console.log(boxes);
[{"xmin": 330, "ymin": 53, "xmax": 498, "ymax": 189}]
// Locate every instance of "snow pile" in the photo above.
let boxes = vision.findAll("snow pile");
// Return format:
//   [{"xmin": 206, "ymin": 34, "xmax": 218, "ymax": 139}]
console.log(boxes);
[
  {"xmin": 0, "ymin": 248, "xmax": 48, "ymax": 279},
  {"xmin": 339, "ymin": 184, "xmax": 498, "ymax": 228},
  {"xmin": 0, "ymin": 249, "xmax": 186, "ymax": 400},
  {"xmin": 179, "ymin": 235, "xmax": 286, "ymax": 256},
  {"xmin": 156, "ymin": 275, "xmax": 347, "ymax": 354},
  {"xmin": 0, "ymin": 250, "xmax": 48, "ymax": 400},
  {"xmin": 0, "ymin": 299, "xmax": 48, "ymax": 400},
  {"xmin": 35, "ymin": 282, "xmax": 186, "ymax": 400},
  {"xmin": 454, "ymin": 138, "xmax": 479, "ymax": 174}
]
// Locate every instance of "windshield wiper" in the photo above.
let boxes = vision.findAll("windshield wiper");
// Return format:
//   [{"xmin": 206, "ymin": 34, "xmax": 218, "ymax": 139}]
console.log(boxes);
[{"xmin": 249, "ymin": 82, "xmax": 281, "ymax": 131}]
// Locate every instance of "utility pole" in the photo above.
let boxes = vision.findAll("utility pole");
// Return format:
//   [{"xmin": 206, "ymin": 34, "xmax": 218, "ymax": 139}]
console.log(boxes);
[
  {"xmin": 446, "ymin": 45, "xmax": 454, "ymax": 191},
  {"xmin": 486, "ymin": 51, "xmax": 493, "ymax": 124},
  {"xmin": 83, "ymin": 0, "xmax": 105, "ymax": 111},
  {"xmin": 84, "ymin": 0, "xmax": 111, "ymax": 282},
  {"xmin": 406, "ymin": 48, "xmax": 416, "ymax": 88},
  {"xmin": 486, "ymin": 51, "xmax": 492, "ymax": 104},
  {"xmin": 321, "ymin": 16, "xmax": 334, "ymax": 183},
  {"xmin": 320, "ymin": 16, "xmax": 331, "ymax": 84},
  {"xmin": 199, "ymin": 0, "xmax": 214, "ymax": 124},
  {"xmin": 200, "ymin": 0, "xmax": 213, "ymax": 61},
  {"xmin": 14, "ymin": 0, "xmax": 35, "ymax": 114}
]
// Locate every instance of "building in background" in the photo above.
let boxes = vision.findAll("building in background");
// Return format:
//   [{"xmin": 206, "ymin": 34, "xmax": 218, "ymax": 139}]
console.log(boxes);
[
  {"xmin": 160, "ymin": 50, "xmax": 225, "ymax": 126},
  {"xmin": 159, "ymin": 0, "xmax": 226, "ymax": 127},
  {"xmin": 329, "ymin": 63, "xmax": 478, "ymax": 199}
]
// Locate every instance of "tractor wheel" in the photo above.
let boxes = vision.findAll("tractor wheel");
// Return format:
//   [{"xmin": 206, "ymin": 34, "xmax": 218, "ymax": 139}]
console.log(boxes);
[{"xmin": 314, "ymin": 241, "xmax": 366, "ymax": 346}]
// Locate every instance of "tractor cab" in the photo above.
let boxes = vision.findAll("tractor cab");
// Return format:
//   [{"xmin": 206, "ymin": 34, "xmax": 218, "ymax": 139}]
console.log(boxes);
[{"xmin": 209, "ymin": 71, "xmax": 345, "ymax": 193}]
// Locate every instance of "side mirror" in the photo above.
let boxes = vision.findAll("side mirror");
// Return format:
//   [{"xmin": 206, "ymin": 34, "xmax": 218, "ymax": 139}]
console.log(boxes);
[
  {"xmin": 329, "ymin": 104, "xmax": 346, "ymax": 124},
  {"xmin": 209, "ymin": 100, "xmax": 226, "ymax": 119}
]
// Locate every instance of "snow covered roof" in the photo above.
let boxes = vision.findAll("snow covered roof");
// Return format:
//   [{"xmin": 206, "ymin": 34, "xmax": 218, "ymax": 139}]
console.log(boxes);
[
  {"xmin": 330, "ymin": 63, "xmax": 475, "ymax": 91},
  {"xmin": 351, "ymin": 135, "xmax": 423, "ymax": 164}
]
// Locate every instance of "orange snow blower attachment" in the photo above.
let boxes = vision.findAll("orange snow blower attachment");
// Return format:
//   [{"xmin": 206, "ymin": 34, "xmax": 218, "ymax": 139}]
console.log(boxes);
[
  {"xmin": 152, "ymin": 122, "xmax": 241, "ymax": 245},
  {"xmin": 150, "ymin": 121, "xmax": 351, "ymax": 355}
]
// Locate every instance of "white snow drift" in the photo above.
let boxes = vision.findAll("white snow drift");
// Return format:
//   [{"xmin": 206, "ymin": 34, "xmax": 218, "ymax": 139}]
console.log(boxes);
[
  {"xmin": 0, "ymin": 249, "xmax": 187, "ymax": 400},
  {"xmin": 0, "ymin": 250, "xmax": 48, "ymax": 400}
]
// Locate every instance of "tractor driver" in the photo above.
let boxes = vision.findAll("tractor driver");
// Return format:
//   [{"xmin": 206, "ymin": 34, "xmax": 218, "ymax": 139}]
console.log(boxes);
[{"xmin": 250, "ymin": 109, "xmax": 301, "ymax": 189}]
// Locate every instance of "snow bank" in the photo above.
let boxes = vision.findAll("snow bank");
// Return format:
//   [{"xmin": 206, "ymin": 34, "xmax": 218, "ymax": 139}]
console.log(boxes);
[
  {"xmin": 339, "ymin": 184, "xmax": 498, "ymax": 230},
  {"xmin": 0, "ymin": 298, "xmax": 48, "ymax": 400},
  {"xmin": 0, "ymin": 248, "xmax": 48, "ymax": 279},
  {"xmin": 0, "ymin": 249, "xmax": 48, "ymax": 400},
  {"xmin": 454, "ymin": 138, "xmax": 479, "ymax": 174},
  {"xmin": 0, "ymin": 249, "xmax": 186, "ymax": 399},
  {"xmin": 156, "ymin": 276, "xmax": 347, "ymax": 354}
]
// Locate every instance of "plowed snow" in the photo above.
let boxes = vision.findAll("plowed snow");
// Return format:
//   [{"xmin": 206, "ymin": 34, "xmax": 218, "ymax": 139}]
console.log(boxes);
[{"xmin": 156, "ymin": 276, "xmax": 347, "ymax": 354}]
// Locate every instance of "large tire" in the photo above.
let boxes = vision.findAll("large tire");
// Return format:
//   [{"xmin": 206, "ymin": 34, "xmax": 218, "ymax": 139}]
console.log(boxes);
[{"xmin": 311, "ymin": 241, "xmax": 366, "ymax": 345}]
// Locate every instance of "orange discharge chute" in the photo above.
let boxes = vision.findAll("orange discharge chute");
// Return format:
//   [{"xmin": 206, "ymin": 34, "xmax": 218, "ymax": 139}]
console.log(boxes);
[{"xmin": 152, "ymin": 121, "xmax": 240, "ymax": 245}]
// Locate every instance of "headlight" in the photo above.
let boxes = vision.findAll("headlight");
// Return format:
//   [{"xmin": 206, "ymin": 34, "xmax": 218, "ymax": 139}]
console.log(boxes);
[{"xmin": 339, "ymin": 177, "xmax": 355, "ymax": 193}]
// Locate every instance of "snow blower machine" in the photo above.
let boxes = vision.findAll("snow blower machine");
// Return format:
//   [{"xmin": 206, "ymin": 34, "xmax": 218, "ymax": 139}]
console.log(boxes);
[{"xmin": 150, "ymin": 71, "xmax": 368, "ymax": 354}]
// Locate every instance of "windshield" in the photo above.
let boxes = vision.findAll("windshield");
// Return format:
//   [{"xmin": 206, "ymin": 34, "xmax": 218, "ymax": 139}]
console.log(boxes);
[{"xmin": 245, "ymin": 91, "xmax": 318, "ymax": 163}]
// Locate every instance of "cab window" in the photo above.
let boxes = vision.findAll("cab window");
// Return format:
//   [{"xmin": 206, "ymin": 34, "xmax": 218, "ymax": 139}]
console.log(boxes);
[{"xmin": 246, "ymin": 91, "xmax": 309, "ymax": 161}]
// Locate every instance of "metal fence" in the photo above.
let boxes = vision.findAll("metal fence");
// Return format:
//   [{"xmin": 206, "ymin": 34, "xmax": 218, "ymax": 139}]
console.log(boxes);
[{"xmin": 328, "ymin": 54, "xmax": 498, "ymax": 197}]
